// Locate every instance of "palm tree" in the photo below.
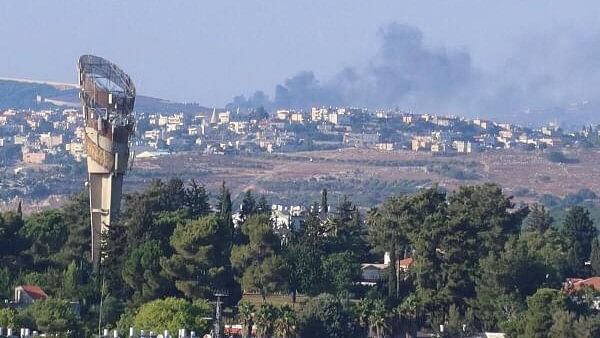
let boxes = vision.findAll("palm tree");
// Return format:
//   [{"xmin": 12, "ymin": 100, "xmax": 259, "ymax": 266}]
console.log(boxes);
[
  {"xmin": 275, "ymin": 305, "xmax": 297, "ymax": 338},
  {"xmin": 356, "ymin": 299, "xmax": 373, "ymax": 337},
  {"xmin": 255, "ymin": 303, "xmax": 278, "ymax": 338},
  {"xmin": 238, "ymin": 301, "xmax": 255, "ymax": 338},
  {"xmin": 369, "ymin": 299, "xmax": 389, "ymax": 338},
  {"xmin": 396, "ymin": 295, "xmax": 421, "ymax": 338}
]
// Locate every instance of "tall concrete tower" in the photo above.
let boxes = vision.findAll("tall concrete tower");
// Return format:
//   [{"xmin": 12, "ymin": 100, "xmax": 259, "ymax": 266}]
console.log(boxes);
[{"xmin": 78, "ymin": 55, "xmax": 135, "ymax": 264}]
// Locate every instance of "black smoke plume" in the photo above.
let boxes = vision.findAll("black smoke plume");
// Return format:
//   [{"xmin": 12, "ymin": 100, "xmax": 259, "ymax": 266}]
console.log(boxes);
[{"xmin": 227, "ymin": 23, "xmax": 600, "ymax": 124}]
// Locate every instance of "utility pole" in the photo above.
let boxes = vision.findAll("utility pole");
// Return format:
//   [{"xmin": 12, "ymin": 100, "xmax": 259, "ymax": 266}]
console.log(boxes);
[{"xmin": 213, "ymin": 292, "xmax": 227, "ymax": 338}]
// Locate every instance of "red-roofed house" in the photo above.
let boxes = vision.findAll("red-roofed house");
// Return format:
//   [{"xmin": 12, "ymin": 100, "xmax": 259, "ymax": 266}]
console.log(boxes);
[
  {"xmin": 563, "ymin": 277, "xmax": 600, "ymax": 293},
  {"xmin": 563, "ymin": 277, "xmax": 600, "ymax": 310},
  {"xmin": 398, "ymin": 257, "xmax": 414, "ymax": 271},
  {"xmin": 14, "ymin": 285, "xmax": 48, "ymax": 305},
  {"xmin": 224, "ymin": 324, "xmax": 255, "ymax": 337}
]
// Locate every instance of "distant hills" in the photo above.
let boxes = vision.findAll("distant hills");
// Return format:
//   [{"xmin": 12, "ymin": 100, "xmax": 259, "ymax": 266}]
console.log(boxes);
[
  {"xmin": 0, "ymin": 78, "xmax": 210, "ymax": 114},
  {"xmin": 1, "ymin": 78, "xmax": 599, "ymax": 127}
]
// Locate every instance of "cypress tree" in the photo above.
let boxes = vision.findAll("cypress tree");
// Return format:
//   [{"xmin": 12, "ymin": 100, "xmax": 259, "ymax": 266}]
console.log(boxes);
[
  {"xmin": 562, "ymin": 206, "xmax": 597, "ymax": 271},
  {"xmin": 525, "ymin": 203, "xmax": 553, "ymax": 233},
  {"xmin": 320, "ymin": 189, "xmax": 328, "ymax": 214},
  {"xmin": 590, "ymin": 238, "xmax": 600, "ymax": 276}
]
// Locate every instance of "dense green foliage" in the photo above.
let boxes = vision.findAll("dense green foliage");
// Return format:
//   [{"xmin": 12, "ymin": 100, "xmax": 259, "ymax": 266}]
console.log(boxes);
[
  {"xmin": 130, "ymin": 297, "xmax": 211, "ymax": 334},
  {"xmin": 0, "ymin": 178, "xmax": 599, "ymax": 337}
]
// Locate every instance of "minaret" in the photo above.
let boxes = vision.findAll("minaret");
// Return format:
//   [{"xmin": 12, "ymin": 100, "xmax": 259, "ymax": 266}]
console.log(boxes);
[{"xmin": 210, "ymin": 107, "xmax": 218, "ymax": 125}]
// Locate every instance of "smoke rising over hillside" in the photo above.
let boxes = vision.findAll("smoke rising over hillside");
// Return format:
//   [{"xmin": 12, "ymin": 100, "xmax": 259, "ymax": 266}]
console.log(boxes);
[{"xmin": 228, "ymin": 23, "xmax": 600, "ymax": 124}]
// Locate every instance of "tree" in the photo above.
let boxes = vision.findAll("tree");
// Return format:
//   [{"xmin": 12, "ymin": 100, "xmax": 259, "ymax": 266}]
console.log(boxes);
[
  {"xmin": 275, "ymin": 305, "xmax": 297, "ymax": 338},
  {"xmin": 122, "ymin": 240, "xmax": 171, "ymax": 305},
  {"xmin": 285, "ymin": 209, "xmax": 326, "ymax": 297},
  {"xmin": 369, "ymin": 299, "xmax": 389, "ymax": 338},
  {"xmin": 237, "ymin": 301, "xmax": 255, "ymax": 338},
  {"xmin": 162, "ymin": 215, "xmax": 238, "ymax": 302},
  {"xmin": 591, "ymin": 238, "xmax": 600, "ymax": 276},
  {"xmin": 122, "ymin": 178, "xmax": 187, "ymax": 249},
  {"xmin": 0, "ymin": 267, "xmax": 10, "ymax": 300},
  {"xmin": 422, "ymin": 184, "xmax": 526, "ymax": 318},
  {"xmin": 255, "ymin": 303, "xmax": 277, "ymax": 338},
  {"xmin": 522, "ymin": 288, "xmax": 569, "ymax": 338},
  {"xmin": 232, "ymin": 214, "xmax": 288, "ymax": 300},
  {"xmin": 0, "ymin": 308, "xmax": 24, "ymax": 329},
  {"xmin": 562, "ymin": 206, "xmax": 597, "ymax": 274},
  {"xmin": 56, "ymin": 191, "xmax": 91, "ymax": 265},
  {"xmin": 184, "ymin": 179, "xmax": 210, "ymax": 218},
  {"xmin": 448, "ymin": 184, "xmax": 525, "ymax": 257},
  {"xmin": 132, "ymin": 298, "xmax": 212, "ymax": 334},
  {"xmin": 241, "ymin": 190, "xmax": 257, "ymax": 220},
  {"xmin": 0, "ymin": 210, "xmax": 28, "ymax": 263},
  {"xmin": 549, "ymin": 310, "xmax": 576, "ymax": 338},
  {"xmin": 29, "ymin": 298, "xmax": 80, "ymax": 335},
  {"xmin": 474, "ymin": 238, "xmax": 547, "ymax": 331},
  {"xmin": 355, "ymin": 299, "xmax": 373, "ymax": 338},
  {"xmin": 298, "ymin": 294, "xmax": 358, "ymax": 338},
  {"xmin": 320, "ymin": 189, "xmax": 328, "ymax": 214},
  {"xmin": 329, "ymin": 196, "xmax": 367, "ymax": 258},
  {"xmin": 443, "ymin": 304, "xmax": 473, "ymax": 338},
  {"xmin": 216, "ymin": 181, "xmax": 232, "ymax": 216},
  {"xmin": 21, "ymin": 209, "xmax": 67, "ymax": 266},
  {"xmin": 367, "ymin": 196, "xmax": 412, "ymax": 300},
  {"xmin": 404, "ymin": 187, "xmax": 448, "ymax": 323},
  {"xmin": 524, "ymin": 204, "xmax": 553, "ymax": 233},
  {"xmin": 573, "ymin": 314, "xmax": 600, "ymax": 338},
  {"xmin": 241, "ymin": 255, "xmax": 288, "ymax": 301},
  {"xmin": 520, "ymin": 228, "xmax": 572, "ymax": 284},
  {"xmin": 257, "ymin": 195, "xmax": 270, "ymax": 215},
  {"xmin": 60, "ymin": 261, "xmax": 80, "ymax": 301},
  {"xmin": 321, "ymin": 251, "xmax": 360, "ymax": 295},
  {"xmin": 288, "ymin": 246, "xmax": 318, "ymax": 298},
  {"xmin": 443, "ymin": 185, "xmax": 526, "ymax": 311},
  {"xmin": 396, "ymin": 295, "xmax": 423, "ymax": 338},
  {"xmin": 101, "ymin": 219, "xmax": 129, "ymax": 299}
]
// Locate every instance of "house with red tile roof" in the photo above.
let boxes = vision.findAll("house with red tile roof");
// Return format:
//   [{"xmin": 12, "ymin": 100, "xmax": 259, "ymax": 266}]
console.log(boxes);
[
  {"xmin": 563, "ymin": 277, "xmax": 600, "ymax": 293},
  {"xmin": 398, "ymin": 257, "xmax": 414, "ymax": 271},
  {"xmin": 14, "ymin": 285, "xmax": 48, "ymax": 305}
]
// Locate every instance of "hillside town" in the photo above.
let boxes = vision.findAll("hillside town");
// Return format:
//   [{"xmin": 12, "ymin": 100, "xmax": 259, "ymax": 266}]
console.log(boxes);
[
  {"xmin": 1, "ymin": 105, "xmax": 599, "ymax": 204},
  {"xmin": 2, "ymin": 106, "xmax": 599, "ymax": 165}
]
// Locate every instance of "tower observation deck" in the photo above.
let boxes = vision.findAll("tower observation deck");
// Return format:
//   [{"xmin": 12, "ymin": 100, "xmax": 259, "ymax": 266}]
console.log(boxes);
[{"xmin": 78, "ymin": 55, "xmax": 135, "ymax": 264}]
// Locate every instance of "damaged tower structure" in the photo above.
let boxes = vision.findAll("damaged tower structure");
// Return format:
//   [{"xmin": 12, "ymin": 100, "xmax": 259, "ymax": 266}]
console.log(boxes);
[{"xmin": 78, "ymin": 55, "xmax": 135, "ymax": 264}]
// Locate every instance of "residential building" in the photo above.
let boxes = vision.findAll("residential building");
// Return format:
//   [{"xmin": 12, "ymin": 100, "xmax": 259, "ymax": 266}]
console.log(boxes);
[
  {"xmin": 412, "ymin": 136, "xmax": 432, "ymax": 151},
  {"xmin": 453, "ymin": 140, "xmax": 474, "ymax": 153},
  {"xmin": 375, "ymin": 143, "xmax": 394, "ymax": 151},
  {"xmin": 14, "ymin": 285, "xmax": 48, "ymax": 305},
  {"xmin": 22, "ymin": 151, "xmax": 46, "ymax": 164},
  {"xmin": 343, "ymin": 132, "xmax": 379, "ymax": 148},
  {"xmin": 39, "ymin": 133, "xmax": 63, "ymax": 148}
]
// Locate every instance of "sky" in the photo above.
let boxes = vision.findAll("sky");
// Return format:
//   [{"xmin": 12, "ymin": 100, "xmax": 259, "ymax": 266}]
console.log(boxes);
[{"xmin": 1, "ymin": 1, "xmax": 600, "ymax": 113}]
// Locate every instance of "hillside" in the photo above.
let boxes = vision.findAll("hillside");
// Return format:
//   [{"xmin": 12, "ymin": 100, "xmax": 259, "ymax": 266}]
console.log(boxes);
[{"xmin": 0, "ymin": 78, "xmax": 210, "ymax": 113}]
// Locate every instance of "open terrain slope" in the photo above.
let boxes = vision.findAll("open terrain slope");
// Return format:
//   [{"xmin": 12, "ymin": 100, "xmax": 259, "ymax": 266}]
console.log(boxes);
[
  {"xmin": 7, "ymin": 148, "xmax": 599, "ymax": 213},
  {"xmin": 128, "ymin": 148, "xmax": 600, "ymax": 206}
]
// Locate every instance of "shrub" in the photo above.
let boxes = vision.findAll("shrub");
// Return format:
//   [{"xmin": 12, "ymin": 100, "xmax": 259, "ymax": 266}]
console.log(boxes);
[{"xmin": 131, "ymin": 297, "xmax": 212, "ymax": 335}]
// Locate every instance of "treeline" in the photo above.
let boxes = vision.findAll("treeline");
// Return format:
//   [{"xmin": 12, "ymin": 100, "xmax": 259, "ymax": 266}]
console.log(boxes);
[
  {"xmin": 0, "ymin": 179, "xmax": 599, "ymax": 337},
  {"xmin": 257, "ymin": 176, "xmax": 425, "ymax": 207}
]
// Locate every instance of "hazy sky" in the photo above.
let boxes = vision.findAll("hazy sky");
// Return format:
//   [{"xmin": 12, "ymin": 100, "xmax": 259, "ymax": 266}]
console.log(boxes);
[{"xmin": 1, "ymin": 1, "xmax": 599, "ymax": 107}]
